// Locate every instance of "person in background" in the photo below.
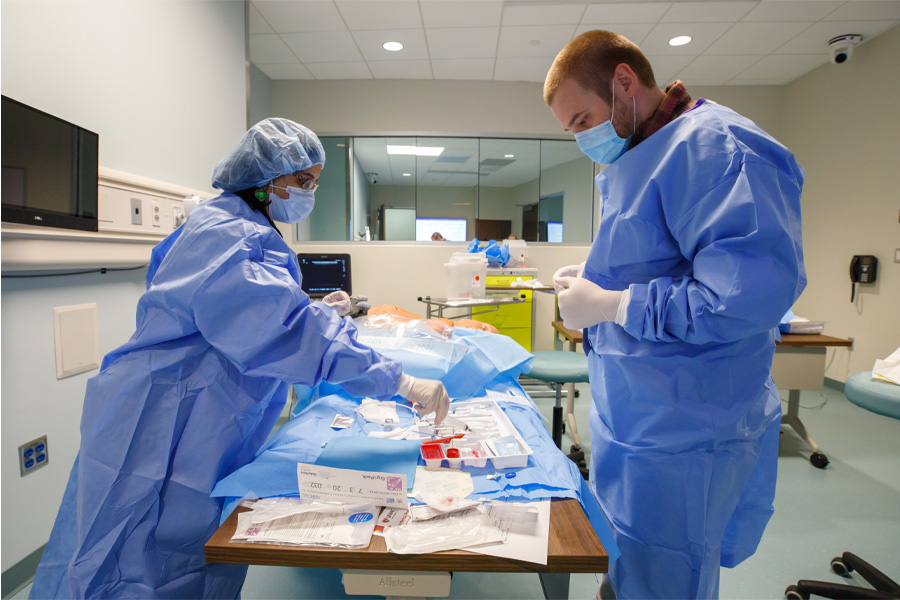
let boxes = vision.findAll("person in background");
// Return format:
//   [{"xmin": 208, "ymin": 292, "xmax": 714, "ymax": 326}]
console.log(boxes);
[
  {"xmin": 507, "ymin": 233, "xmax": 517, "ymax": 240},
  {"xmin": 431, "ymin": 231, "xmax": 447, "ymax": 241},
  {"xmin": 545, "ymin": 31, "xmax": 805, "ymax": 599},
  {"xmin": 31, "ymin": 118, "xmax": 449, "ymax": 599}
]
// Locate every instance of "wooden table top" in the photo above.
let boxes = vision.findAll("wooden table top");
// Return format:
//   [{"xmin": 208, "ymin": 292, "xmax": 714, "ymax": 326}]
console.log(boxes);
[
  {"xmin": 776, "ymin": 334, "xmax": 853, "ymax": 347},
  {"xmin": 552, "ymin": 321, "xmax": 583, "ymax": 344},
  {"xmin": 206, "ymin": 498, "xmax": 608, "ymax": 574},
  {"xmin": 549, "ymin": 325, "xmax": 850, "ymax": 349}
]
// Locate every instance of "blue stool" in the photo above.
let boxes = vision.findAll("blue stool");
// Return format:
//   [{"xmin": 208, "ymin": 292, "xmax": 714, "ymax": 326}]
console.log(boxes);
[
  {"xmin": 527, "ymin": 350, "xmax": 590, "ymax": 449},
  {"xmin": 844, "ymin": 371, "xmax": 900, "ymax": 419}
]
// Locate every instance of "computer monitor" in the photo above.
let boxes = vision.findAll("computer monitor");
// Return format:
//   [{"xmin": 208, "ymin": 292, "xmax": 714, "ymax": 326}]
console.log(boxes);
[
  {"xmin": 297, "ymin": 254, "xmax": 351, "ymax": 298},
  {"xmin": 415, "ymin": 218, "xmax": 467, "ymax": 242}
]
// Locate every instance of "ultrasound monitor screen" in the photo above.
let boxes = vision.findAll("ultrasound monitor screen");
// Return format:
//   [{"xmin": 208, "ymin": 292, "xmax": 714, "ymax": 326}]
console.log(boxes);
[{"xmin": 297, "ymin": 254, "xmax": 351, "ymax": 297}]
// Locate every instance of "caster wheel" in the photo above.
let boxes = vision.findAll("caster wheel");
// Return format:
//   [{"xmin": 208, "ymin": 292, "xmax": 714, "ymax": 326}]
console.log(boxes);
[
  {"xmin": 810, "ymin": 452, "xmax": 829, "ymax": 469},
  {"xmin": 785, "ymin": 585, "xmax": 808, "ymax": 600},
  {"xmin": 830, "ymin": 558, "xmax": 850, "ymax": 576}
]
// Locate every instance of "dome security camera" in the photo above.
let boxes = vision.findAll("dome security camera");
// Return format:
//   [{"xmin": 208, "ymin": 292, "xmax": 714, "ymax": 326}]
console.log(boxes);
[
  {"xmin": 829, "ymin": 34, "xmax": 862, "ymax": 64},
  {"xmin": 366, "ymin": 172, "xmax": 378, "ymax": 185}
]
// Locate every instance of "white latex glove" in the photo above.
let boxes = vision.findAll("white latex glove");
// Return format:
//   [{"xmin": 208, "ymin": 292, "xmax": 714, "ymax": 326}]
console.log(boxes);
[
  {"xmin": 552, "ymin": 262, "xmax": 586, "ymax": 292},
  {"xmin": 323, "ymin": 290, "xmax": 351, "ymax": 316},
  {"xmin": 397, "ymin": 374, "xmax": 449, "ymax": 426},
  {"xmin": 556, "ymin": 277, "xmax": 626, "ymax": 330}
]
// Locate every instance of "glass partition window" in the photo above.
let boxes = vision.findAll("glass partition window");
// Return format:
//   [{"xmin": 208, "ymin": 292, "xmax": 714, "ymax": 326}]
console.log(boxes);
[{"xmin": 305, "ymin": 136, "xmax": 594, "ymax": 243}]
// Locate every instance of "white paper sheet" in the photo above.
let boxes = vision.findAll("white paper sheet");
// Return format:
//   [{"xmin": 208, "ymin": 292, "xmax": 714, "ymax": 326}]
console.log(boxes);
[
  {"xmin": 465, "ymin": 500, "xmax": 551, "ymax": 565},
  {"xmin": 872, "ymin": 346, "xmax": 900, "ymax": 385},
  {"xmin": 297, "ymin": 464, "xmax": 408, "ymax": 508}
]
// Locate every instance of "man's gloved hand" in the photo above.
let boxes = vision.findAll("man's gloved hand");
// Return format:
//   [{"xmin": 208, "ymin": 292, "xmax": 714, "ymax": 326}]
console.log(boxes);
[
  {"xmin": 397, "ymin": 374, "xmax": 449, "ymax": 425},
  {"xmin": 323, "ymin": 291, "xmax": 352, "ymax": 316},
  {"xmin": 556, "ymin": 277, "xmax": 625, "ymax": 330},
  {"xmin": 552, "ymin": 262, "xmax": 586, "ymax": 292}
]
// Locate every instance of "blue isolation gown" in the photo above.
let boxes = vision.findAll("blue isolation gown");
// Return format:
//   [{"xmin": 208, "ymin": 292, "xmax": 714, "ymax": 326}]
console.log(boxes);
[
  {"xmin": 582, "ymin": 101, "xmax": 806, "ymax": 599},
  {"xmin": 30, "ymin": 194, "xmax": 402, "ymax": 599}
]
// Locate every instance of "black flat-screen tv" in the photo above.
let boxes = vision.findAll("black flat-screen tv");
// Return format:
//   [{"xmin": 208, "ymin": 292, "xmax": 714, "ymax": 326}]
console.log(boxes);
[{"xmin": 2, "ymin": 95, "xmax": 99, "ymax": 232}]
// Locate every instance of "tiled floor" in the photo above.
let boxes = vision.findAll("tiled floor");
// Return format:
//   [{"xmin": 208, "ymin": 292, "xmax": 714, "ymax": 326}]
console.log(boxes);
[{"xmin": 14, "ymin": 385, "xmax": 900, "ymax": 600}]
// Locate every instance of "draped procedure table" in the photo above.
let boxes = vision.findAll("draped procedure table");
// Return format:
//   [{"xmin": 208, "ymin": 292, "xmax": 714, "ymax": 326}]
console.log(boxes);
[{"xmin": 206, "ymin": 498, "xmax": 608, "ymax": 600}]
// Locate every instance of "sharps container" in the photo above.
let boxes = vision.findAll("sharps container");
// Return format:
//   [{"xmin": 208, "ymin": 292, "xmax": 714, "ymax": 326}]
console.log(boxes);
[
  {"xmin": 444, "ymin": 252, "xmax": 487, "ymax": 299},
  {"xmin": 504, "ymin": 239, "xmax": 528, "ymax": 267}
]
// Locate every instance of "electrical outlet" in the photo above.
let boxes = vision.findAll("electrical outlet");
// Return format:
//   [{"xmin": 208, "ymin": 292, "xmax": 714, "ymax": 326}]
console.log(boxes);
[
  {"xmin": 19, "ymin": 435, "xmax": 49, "ymax": 476},
  {"xmin": 130, "ymin": 197, "xmax": 143, "ymax": 225},
  {"xmin": 894, "ymin": 248, "xmax": 900, "ymax": 264},
  {"xmin": 151, "ymin": 200, "xmax": 161, "ymax": 227},
  {"xmin": 172, "ymin": 205, "xmax": 185, "ymax": 228}
]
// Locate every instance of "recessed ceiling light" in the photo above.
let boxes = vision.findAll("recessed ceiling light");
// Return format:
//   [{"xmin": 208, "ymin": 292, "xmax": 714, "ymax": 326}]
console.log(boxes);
[
  {"xmin": 386, "ymin": 145, "xmax": 444, "ymax": 157},
  {"xmin": 668, "ymin": 35, "xmax": 692, "ymax": 47},
  {"xmin": 382, "ymin": 41, "xmax": 404, "ymax": 52},
  {"xmin": 402, "ymin": 173, "xmax": 412, "ymax": 177},
  {"xmin": 504, "ymin": 154, "xmax": 514, "ymax": 158}
]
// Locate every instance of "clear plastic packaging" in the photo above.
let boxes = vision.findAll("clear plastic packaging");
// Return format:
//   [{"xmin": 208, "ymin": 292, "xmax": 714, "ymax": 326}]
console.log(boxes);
[{"xmin": 384, "ymin": 509, "xmax": 502, "ymax": 554}]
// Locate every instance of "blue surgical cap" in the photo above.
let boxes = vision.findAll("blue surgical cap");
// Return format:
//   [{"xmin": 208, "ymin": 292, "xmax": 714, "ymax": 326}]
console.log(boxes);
[{"xmin": 211, "ymin": 118, "xmax": 325, "ymax": 192}]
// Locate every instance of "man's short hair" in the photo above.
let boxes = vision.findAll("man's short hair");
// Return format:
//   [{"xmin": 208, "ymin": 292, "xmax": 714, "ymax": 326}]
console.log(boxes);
[{"xmin": 544, "ymin": 30, "xmax": 657, "ymax": 106}]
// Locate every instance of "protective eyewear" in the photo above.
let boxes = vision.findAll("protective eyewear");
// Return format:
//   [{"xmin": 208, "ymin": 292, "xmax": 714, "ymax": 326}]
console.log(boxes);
[{"xmin": 292, "ymin": 172, "xmax": 319, "ymax": 192}]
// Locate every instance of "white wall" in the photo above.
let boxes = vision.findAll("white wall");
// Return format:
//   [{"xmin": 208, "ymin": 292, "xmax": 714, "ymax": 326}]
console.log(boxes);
[
  {"xmin": 1, "ymin": 0, "xmax": 246, "ymax": 570},
  {"xmin": 781, "ymin": 24, "xmax": 900, "ymax": 382}
]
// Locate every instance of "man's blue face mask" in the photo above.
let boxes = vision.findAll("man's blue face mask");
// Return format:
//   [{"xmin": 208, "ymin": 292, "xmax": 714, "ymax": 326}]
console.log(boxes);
[
  {"xmin": 268, "ymin": 185, "xmax": 315, "ymax": 223},
  {"xmin": 574, "ymin": 81, "xmax": 635, "ymax": 165}
]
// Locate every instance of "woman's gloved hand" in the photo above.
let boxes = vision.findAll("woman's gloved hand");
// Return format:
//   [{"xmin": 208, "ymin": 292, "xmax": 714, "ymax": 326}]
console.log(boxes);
[
  {"xmin": 552, "ymin": 261, "xmax": 586, "ymax": 292},
  {"xmin": 556, "ymin": 277, "xmax": 626, "ymax": 330},
  {"xmin": 397, "ymin": 374, "xmax": 449, "ymax": 425},
  {"xmin": 323, "ymin": 290, "xmax": 352, "ymax": 316}
]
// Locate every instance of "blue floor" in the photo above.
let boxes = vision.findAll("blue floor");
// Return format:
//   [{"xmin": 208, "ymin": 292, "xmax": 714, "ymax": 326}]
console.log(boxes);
[{"xmin": 12, "ymin": 385, "xmax": 900, "ymax": 599}]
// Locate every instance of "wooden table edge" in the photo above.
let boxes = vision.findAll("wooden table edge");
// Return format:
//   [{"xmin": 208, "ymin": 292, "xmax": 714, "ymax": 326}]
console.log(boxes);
[{"xmin": 205, "ymin": 498, "xmax": 607, "ymax": 574}]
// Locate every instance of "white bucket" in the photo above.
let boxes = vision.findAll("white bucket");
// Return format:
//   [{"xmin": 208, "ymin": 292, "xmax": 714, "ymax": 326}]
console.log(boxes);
[{"xmin": 444, "ymin": 252, "xmax": 487, "ymax": 299}]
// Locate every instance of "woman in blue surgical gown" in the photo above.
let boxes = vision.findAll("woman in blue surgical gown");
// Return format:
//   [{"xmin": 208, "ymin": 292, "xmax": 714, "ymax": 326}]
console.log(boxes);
[
  {"xmin": 545, "ymin": 31, "xmax": 806, "ymax": 599},
  {"xmin": 31, "ymin": 118, "xmax": 448, "ymax": 599}
]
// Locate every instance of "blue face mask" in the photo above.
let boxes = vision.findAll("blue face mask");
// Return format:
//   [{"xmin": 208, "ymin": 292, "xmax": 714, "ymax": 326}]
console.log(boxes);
[
  {"xmin": 574, "ymin": 81, "xmax": 635, "ymax": 165},
  {"xmin": 268, "ymin": 186, "xmax": 315, "ymax": 223}
]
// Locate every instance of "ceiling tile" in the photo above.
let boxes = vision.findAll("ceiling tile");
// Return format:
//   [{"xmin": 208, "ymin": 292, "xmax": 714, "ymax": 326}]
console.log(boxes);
[
  {"xmin": 305, "ymin": 61, "xmax": 374, "ymax": 79},
  {"xmin": 493, "ymin": 56, "xmax": 555, "ymax": 82},
  {"xmin": 741, "ymin": 1, "xmax": 845, "ymax": 22},
  {"xmin": 826, "ymin": 1, "xmax": 900, "ymax": 21},
  {"xmin": 581, "ymin": 3, "xmax": 671, "ymax": 24},
  {"xmin": 426, "ymin": 27, "xmax": 499, "ymax": 59},
  {"xmin": 775, "ymin": 19, "xmax": 897, "ymax": 53},
  {"xmin": 675, "ymin": 54, "xmax": 763, "ymax": 85},
  {"xmin": 254, "ymin": 62, "xmax": 315, "ymax": 80},
  {"xmin": 497, "ymin": 25, "xmax": 577, "ymax": 57},
  {"xmin": 705, "ymin": 21, "xmax": 813, "ymax": 54},
  {"xmin": 640, "ymin": 22, "xmax": 734, "ymax": 54},
  {"xmin": 336, "ymin": 0, "xmax": 422, "ymax": 30},
  {"xmin": 431, "ymin": 58, "xmax": 495, "ymax": 79},
  {"xmin": 251, "ymin": 1, "xmax": 346, "ymax": 33},
  {"xmin": 643, "ymin": 54, "xmax": 696, "ymax": 82},
  {"xmin": 574, "ymin": 23, "xmax": 655, "ymax": 45},
  {"xmin": 730, "ymin": 53, "xmax": 829, "ymax": 84},
  {"xmin": 662, "ymin": 2, "xmax": 756, "ymax": 23},
  {"xmin": 351, "ymin": 28, "xmax": 429, "ymax": 60},
  {"xmin": 250, "ymin": 34, "xmax": 298, "ymax": 63},
  {"xmin": 249, "ymin": 3, "xmax": 274, "ymax": 35},
  {"xmin": 281, "ymin": 30, "xmax": 363, "ymax": 62},
  {"xmin": 419, "ymin": 0, "xmax": 502, "ymax": 28},
  {"xmin": 502, "ymin": 3, "xmax": 587, "ymax": 26},
  {"xmin": 368, "ymin": 59, "xmax": 433, "ymax": 79}
]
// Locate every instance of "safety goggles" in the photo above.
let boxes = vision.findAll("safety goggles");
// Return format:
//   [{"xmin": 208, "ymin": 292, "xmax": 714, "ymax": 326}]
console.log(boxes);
[{"xmin": 292, "ymin": 172, "xmax": 319, "ymax": 192}]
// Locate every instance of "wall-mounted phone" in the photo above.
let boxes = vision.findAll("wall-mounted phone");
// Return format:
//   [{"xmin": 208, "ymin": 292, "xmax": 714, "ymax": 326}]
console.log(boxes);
[{"xmin": 849, "ymin": 255, "xmax": 878, "ymax": 302}]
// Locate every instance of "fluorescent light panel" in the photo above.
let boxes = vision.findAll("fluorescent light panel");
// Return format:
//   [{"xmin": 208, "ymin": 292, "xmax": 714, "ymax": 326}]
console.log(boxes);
[{"xmin": 386, "ymin": 145, "xmax": 444, "ymax": 156}]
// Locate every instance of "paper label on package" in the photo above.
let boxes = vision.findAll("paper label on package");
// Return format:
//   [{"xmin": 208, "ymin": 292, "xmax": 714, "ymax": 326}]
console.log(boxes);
[{"xmin": 297, "ymin": 464, "xmax": 408, "ymax": 508}]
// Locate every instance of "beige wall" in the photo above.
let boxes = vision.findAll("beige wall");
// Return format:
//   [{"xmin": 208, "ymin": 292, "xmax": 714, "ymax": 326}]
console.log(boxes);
[
  {"xmin": 781, "ymin": 24, "xmax": 900, "ymax": 382},
  {"xmin": 273, "ymin": 32, "xmax": 897, "ymax": 377}
]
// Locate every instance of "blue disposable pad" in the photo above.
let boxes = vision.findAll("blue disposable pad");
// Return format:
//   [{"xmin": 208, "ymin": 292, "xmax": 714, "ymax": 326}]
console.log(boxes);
[{"xmin": 314, "ymin": 436, "xmax": 422, "ymax": 488}]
